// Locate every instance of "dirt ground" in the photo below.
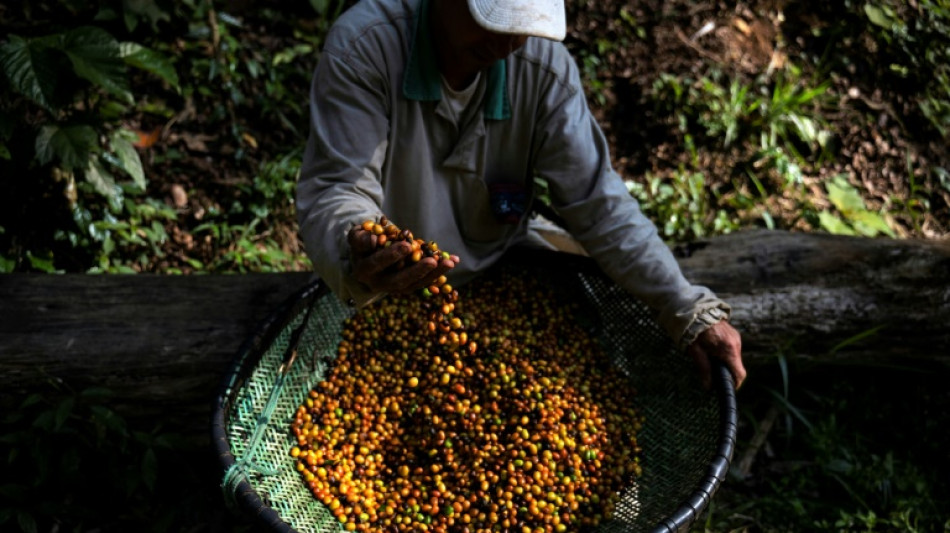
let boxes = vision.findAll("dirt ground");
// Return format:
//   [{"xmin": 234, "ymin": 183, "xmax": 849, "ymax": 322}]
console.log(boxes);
[
  {"xmin": 563, "ymin": 0, "xmax": 949, "ymax": 239},
  {"xmin": 2, "ymin": 0, "xmax": 948, "ymax": 275},
  {"xmin": 122, "ymin": 0, "xmax": 949, "ymax": 272}
]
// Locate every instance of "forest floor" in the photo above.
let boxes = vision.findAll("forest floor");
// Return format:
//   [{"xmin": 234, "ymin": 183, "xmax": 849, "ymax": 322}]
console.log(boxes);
[
  {"xmin": 127, "ymin": 0, "xmax": 949, "ymax": 276},
  {"xmin": 563, "ymin": 0, "xmax": 949, "ymax": 240}
]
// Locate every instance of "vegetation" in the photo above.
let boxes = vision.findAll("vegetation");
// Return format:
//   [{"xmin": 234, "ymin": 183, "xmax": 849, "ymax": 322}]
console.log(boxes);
[
  {"xmin": 701, "ymin": 357, "xmax": 950, "ymax": 532},
  {"xmin": 1, "ymin": 0, "xmax": 948, "ymax": 532},
  {"xmin": 0, "ymin": 0, "xmax": 326, "ymax": 273},
  {"xmin": 0, "ymin": 384, "xmax": 209, "ymax": 532}
]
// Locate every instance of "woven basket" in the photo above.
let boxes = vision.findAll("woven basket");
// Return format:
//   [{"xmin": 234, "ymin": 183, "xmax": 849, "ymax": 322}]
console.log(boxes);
[{"xmin": 212, "ymin": 249, "xmax": 737, "ymax": 533}]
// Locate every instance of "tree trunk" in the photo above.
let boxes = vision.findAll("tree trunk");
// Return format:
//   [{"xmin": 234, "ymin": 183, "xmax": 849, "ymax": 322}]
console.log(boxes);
[
  {"xmin": 674, "ymin": 229, "xmax": 950, "ymax": 368},
  {"xmin": 0, "ymin": 272, "xmax": 312, "ymax": 435},
  {"xmin": 2, "ymin": 229, "xmax": 948, "ymax": 434}
]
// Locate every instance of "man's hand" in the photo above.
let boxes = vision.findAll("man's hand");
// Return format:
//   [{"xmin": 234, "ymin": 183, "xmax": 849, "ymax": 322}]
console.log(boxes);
[
  {"xmin": 686, "ymin": 320, "xmax": 746, "ymax": 391},
  {"xmin": 347, "ymin": 224, "xmax": 460, "ymax": 295}
]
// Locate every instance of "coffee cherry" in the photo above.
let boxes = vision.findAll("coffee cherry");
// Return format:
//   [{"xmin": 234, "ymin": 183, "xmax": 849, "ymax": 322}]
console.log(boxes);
[{"xmin": 293, "ymin": 227, "xmax": 645, "ymax": 532}]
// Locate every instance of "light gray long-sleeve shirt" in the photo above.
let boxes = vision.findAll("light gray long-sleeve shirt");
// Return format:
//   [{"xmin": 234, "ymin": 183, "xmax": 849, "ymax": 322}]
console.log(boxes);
[{"xmin": 296, "ymin": 0, "xmax": 729, "ymax": 347}]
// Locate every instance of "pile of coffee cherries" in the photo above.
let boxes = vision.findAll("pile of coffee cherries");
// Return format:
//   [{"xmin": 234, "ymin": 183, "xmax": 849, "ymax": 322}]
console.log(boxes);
[
  {"xmin": 358, "ymin": 216, "xmax": 473, "ymax": 355},
  {"xmin": 291, "ymin": 220, "xmax": 644, "ymax": 532}
]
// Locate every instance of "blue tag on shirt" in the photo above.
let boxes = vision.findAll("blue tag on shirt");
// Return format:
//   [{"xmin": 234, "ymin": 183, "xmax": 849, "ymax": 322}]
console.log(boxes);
[{"xmin": 488, "ymin": 182, "xmax": 528, "ymax": 224}]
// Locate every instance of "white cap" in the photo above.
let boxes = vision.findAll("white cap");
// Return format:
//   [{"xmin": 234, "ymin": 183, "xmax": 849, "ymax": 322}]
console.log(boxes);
[{"xmin": 466, "ymin": 0, "xmax": 567, "ymax": 41}]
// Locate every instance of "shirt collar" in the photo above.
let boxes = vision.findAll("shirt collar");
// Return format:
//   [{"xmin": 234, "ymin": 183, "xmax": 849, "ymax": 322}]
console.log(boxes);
[{"xmin": 402, "ymin": 0, "xmax": 511, "ymax": 120}]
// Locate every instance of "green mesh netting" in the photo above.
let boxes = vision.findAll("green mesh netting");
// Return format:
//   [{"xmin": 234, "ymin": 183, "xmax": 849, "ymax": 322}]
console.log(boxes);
[{"xmin": 213, "ymin": 250, "xmax": 736, "ymax": 533}]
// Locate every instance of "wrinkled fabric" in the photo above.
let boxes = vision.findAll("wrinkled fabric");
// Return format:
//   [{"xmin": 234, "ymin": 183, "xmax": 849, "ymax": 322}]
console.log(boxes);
[{"xmin": 296, "ymin": 0, "xmax": 729, "ymax": 345}]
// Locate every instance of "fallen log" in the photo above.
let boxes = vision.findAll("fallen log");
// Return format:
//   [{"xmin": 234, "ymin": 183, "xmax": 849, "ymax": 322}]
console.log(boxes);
[
  {"xmin": 0, "ymin": 272, "xmax": 312, "ymax": 435},
  {"xmin": 1, "ymin": 229, "xmax": 948, "ymax": 434},
  {"xmin": 675, "ymin": 229, "xmax": 950, "ymax": 367}
]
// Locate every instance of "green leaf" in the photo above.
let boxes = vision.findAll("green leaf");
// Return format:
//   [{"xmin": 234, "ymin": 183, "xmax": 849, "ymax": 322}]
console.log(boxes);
[
  {"xmin": 90, "ymin": 405, "xmax": 128, "ymax": 435},
  {"xmin": 818, "ymin": 211, "xmax": 856, "ymax": 235},
  {"xmin": 80, "ymin": 387, "xmax": 114, "ymax": 401},
  {"xmin": 850, "ymin": 210, "xmax": 896, "ymax": 238},
  {"xmin": 0, "ymin": 34, "xmax": 64, "ymax": 110},
  {"xmin": 824, "ymin": 175, "xmax": 895, "ymax": 237},
  {"xmin": 142, "ymin": 447, "xmax": 158, "ymax": 491},
  {"xmin": 32, "ymin": 410, "xmax": 55, "ymax": 431},
  {"xmin": 788, "ymin": 114, "xmax": 820, "ymax": 145},
  {"xmin": 0, "ymin": 430, "xmax": 29, "ymax": 446},
  {"xmin": 109, "ymin": 128, "xmax": 146, "ymax": 189},
  {"xmin": 864, "ymin": 4, "xmax": 896, "ymax": 30},
  {"xmin": 20, "ymin": 393, "xmax": 43, "ymax": 409},
  {"xmin": 120, "ymin": 42, "xmax": 179, "ymax": 89},
  {"xmin": 825, "ymin": 175, "xmax": 866, "ymax": 218},
  {"xmin": 309, "ymin": 0, "xmax": 332, "ymax": 15},
  {"xmin": 34, "ymin": 124, "xmax": 98, "ymax": 170},
  {"xmin": 825, "ymin": 458, "xmax": 854, "ymax": 474},
  {"xmin": 26, "ymin": 251, "xmax": 60, "ymax": 273},
  {"xmin": 123, "ymin": 0, "xmax": 172, "ymax": 31},
  {"xmin": 767, "ymin": 388, "xmax": 814, "ymax": 431},
  {"xmin": 829, "ymin": 325, "xmax": 885, "ymax": 354},
  {"xmin": 54, "ymin": 397, "xmax": 75, "ymax": 431},
  {"xmin": 60, "ymin": 27, "xmax": 132, "ymax": 103},
  {"xmin": 16, "ymin": 511, "xmax": 37, "ymax": 533},
  {"xmin": 84, "ymin": 158, "xmax": 119, "ymax": 198}
]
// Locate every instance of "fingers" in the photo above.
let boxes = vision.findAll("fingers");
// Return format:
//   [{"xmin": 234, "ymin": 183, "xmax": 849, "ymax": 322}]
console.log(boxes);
[
  {"xmin": 727, "ymin": 351, "xmax": 747, "ymax": 390},
  {"xmin": 347, "ymin": 225, "xmax": 379, "ymax": 257},
  {"xmin": 712, "ymin": 321, "xmax": 746, "ymax": 390},
  {"xmin": 347, "ymin": 223, "xmax": 459, "ymax": 295},
  {"xmin": 395, "ymin": 254, "xmax": 460, "ymax": 293},
  {"xmin": 689, "ymin": 345, "xmax": 712, "ymax": 390},
  {"xmin": 689, "ymin": 320, "xmax": 747, "ymax": 391}
]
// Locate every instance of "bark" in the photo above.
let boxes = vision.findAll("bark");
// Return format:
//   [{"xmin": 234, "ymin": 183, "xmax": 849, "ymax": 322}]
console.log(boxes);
[
  {"xmin": 0, "ymin": 272, "xmax": 312, "ymax": 434},
  {"xmin": 673, "ymin": 229, "xmax": 950, "ymax": 367},
  {"xmin": 1, "ymin": 229, "xmax": 948, "ymax": 433}
]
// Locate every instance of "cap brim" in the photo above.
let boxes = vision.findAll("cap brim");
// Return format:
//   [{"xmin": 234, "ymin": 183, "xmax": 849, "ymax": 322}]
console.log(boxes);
[{"xmin": 467, "ymin": 0, "xmax": 567, "ymax": 41}]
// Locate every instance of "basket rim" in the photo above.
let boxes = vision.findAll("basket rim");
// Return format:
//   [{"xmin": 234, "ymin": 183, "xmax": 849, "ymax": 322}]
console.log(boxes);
[
  {"xmin": 211, "ymin": 278, "xmax": 327, "ymax": 533},
  {"xmin": 211, "ymin": 251, "xmax": 739, "ymax": 533}
]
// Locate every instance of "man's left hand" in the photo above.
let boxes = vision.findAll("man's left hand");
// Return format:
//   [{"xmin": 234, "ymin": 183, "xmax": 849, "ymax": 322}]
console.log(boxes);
[{"xmin": 686, "ymin": 321, "xmax": 746, "ymax": 390}]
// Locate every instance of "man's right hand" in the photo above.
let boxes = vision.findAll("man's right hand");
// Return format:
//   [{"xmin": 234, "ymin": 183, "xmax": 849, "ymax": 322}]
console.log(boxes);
[{"xmin": 347, "ymin": 224, "xmax": 459, "ymax": 295}]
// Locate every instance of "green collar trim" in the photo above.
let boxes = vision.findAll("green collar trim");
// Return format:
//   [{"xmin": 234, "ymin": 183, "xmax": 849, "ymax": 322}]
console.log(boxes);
[{"xmin": 402, "ymin": 0, "xmax": 511, "ymax": 120}]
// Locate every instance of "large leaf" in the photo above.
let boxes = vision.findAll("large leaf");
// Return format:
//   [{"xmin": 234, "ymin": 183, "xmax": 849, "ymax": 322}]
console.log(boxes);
[
  {"xmin": 0, "ymin": 34, "xmax": 64, "ymax": 110},
  {"xmin": 108, "ymin": 128, "xmax": 146, "ymax": 189},
  {"xmin": 849, "ymin": 210, "xmax": 896, "ymax": 238},
  {"xmin": 141, "ymin": 447, "xmax": 158, "ymax": 491},
  {"xmin": 60, "ymin": 27, "xmax": 132, "ymax": 103},
  {"xmin": 34, "ymin": 124, "xmax": 98, "ymax": 170},
  {"xmin": 119, "ymin": 42, "xmax": 179, "ymax": 90},
  {"xmin": 818, "ymin": 211, "xmax": 856, "ymax": 236},
  {"xmin": 825, "ymin": 175, "xmax": 867, "ymax": 218},
  {"xmin": 864, "ymin": 4, "xmax": 902, "ymax": 31},
  {"xmin": 825, "ymin": 175, "xmax": 895, "ymax": 237},
  {"xmin": 122, "ymin": 0, "xmax": 172, "ymax": 32},
  {"xmin": 84, "ymin": 157, "xmax": 118, "ymax": 198},
  {"xmin": 309, "ymin": 0, "xmax": 332, "ymax": 16}
]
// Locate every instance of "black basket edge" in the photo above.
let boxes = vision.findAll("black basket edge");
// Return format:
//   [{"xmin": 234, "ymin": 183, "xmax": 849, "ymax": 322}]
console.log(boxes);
[
  {"xmin": 210, "ymin": 251, "xmax": 739, "ymax": 533},
  {"xmin": 210, "ymin": 277, "xmax": 329, "ymax": 533},
  {"xmin": 649, "ymin": 361, "xmax": 738, "ymax": 533}
]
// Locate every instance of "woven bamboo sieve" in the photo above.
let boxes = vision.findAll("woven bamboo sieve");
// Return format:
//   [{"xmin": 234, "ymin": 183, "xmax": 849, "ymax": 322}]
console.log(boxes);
[{"xmin": 212, "ymin": 249, "xmax": 737, "ymax": 533}]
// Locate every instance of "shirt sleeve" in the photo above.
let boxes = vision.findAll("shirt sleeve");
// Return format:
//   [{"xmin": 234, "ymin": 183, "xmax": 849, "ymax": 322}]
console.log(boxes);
[
  {"xmin": 296, "ymin": 46, "xmax": 390, "ymax": 307},
  {"xmin": 531, "ymin": 49, "xmax": 730, "ymax": 346}
]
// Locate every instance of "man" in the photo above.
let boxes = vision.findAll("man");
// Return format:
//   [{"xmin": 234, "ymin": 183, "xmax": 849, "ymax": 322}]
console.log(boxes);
[{"xmin": 296, "ymin": 0, "xmax": 746, "ymax": 389}]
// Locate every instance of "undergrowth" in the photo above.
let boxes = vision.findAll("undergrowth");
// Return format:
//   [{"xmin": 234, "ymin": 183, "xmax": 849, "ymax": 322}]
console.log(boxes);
[{"xmin": 700, "ymin": 360, "xmax": 950, "ymax": 532}]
